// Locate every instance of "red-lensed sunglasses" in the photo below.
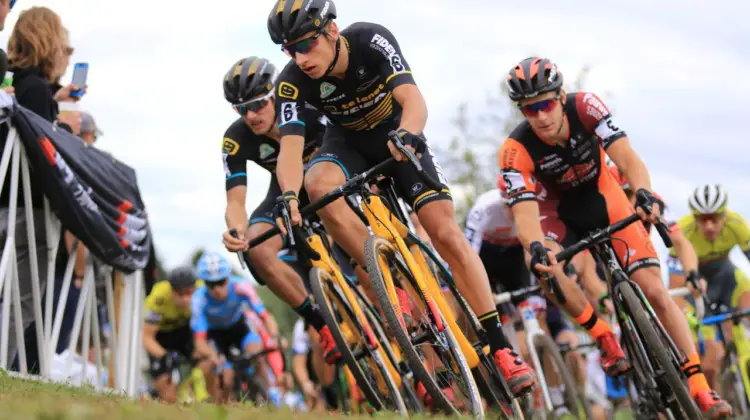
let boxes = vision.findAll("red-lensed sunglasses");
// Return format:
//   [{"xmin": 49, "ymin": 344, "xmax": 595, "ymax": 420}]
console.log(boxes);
[
  {"xmin": 519, "ymin": 95, "xmax": 561, "ymax": 117},
  {"xmin": 282, "ymin": 31, "xmax": 323, "ymax": 57}
]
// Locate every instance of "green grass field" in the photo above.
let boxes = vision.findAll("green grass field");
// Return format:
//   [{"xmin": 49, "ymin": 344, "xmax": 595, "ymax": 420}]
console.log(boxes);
[
  {"xmin": 0, "ymin": 371, "xmax": 638, "ymax": 420},
  {"xmin": 0, "ymin": 371, "xmax": 451, "ymax": 420}
]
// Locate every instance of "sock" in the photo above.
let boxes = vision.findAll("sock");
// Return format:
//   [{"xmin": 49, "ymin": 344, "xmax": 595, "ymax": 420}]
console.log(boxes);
[
  {"xmin": 681, "ymin": 352, "xmax": 710, "ymax": 398},
  {"xmin": 573, "ymin": 303, "xmax": 612, "ymax": 339},
  {"xmin": 479, "ymin": 310, "xmax": 512, "ymax": 353},
  {"xmin": 294, "ymin": 298, "xmax": 326, "ymax": 331}
]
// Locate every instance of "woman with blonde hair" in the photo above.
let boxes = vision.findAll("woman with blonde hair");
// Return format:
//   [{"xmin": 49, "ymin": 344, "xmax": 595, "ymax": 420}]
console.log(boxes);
[{"xmin": 7, "ymin": 6, "xmax": 81, "ymax": 134}]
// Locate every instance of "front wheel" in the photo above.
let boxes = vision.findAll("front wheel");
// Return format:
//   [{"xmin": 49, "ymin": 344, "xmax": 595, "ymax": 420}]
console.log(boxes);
[
  {"xmin": 618, "ymin": 281, "xmax": 701, "ymax": 419},
  {"xmin": 719, "ymin": 342, "xmax": 749, "ymax": 416}
]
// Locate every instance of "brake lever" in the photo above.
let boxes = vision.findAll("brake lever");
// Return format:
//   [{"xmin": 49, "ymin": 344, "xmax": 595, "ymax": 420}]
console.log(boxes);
[
  {"xmin": 388, "ymin": 130, "xmax": 424, "ymax": 171},
  {"xmin": 228, "ymin": 229, "xmax": 248, "ymax": 270},
  {"xmin": 280, "ymin": 206, "xmax": 296, "ymax": 247}
]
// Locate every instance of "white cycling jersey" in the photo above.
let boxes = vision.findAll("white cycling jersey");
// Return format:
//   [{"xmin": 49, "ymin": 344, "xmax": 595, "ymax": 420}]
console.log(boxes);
[
  {"xmin": 292, "ymin": 319, "xmax": 310, "ymax": 355},
  {"xmin": 464, "ymin": 189, "xmax": 520, "ymax": 253}
]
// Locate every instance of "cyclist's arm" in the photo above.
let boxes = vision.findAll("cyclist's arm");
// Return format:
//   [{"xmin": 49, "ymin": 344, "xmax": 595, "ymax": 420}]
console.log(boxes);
[
  {"xmin": 261, "ymin": 311, "xmax": 279, "ymax": 338},
  {"xmin": 464, "ymin": 203, "xmax": 489, "ymax": 254},
  {"xmin": 275, "ymin": 72, "xmax": 307, "ymax": 197},
  {"xmin": 369, "ymin": 24, "xmax": 423, "ymax": 134},
  {"xmin": 498, "ymin": 138, "xmax": 543, "ymax": 250},
  {"xmin": 606, "ymin": 139, "xmax": 653, "ymax": 194},
  {"xmin": 225, "ymin": 186, "xmax": 248, "ymax": 234},
  {"xmin": 143, "ymin": 320, "xmax": 166, "ymax": 358},
  {"xmin": 671, "ymin": 229, "xmax": 699, "ymax": 274},
  {"xmin": 393, "ymin": 84, "xmax": 427, "ymax": 135},
  {"xmin": 190, "ymin": 294, "xmax": 216, "ymax": 360},
  {"xmin": 734, "ymin": 214, "xmax": 750, "ymax": 261},
  {"xmin": 234, "ymin": 282, "xmax": 278, "ymax": 335}
]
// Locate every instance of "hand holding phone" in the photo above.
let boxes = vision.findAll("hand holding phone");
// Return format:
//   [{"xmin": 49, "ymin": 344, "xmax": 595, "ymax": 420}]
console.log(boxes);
[{"xmin": 70, "ymin": 62, "xmax": 88, "ymax": 98}]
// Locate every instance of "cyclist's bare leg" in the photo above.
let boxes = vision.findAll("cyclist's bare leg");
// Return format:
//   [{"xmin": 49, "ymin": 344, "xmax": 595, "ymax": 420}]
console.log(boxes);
[
  {"xmin": 304, "ymin": 162, "xmax": 370, "ymax": 271},
  {"xmin": 195, "ymin": 356, "xmax": 220, "ymax": 402},
  {"xmin": 153, "ymin": 373, "xmax": 177, "ymax": 403},
  {"xmin": 220, "ymin": 367, "xmax": 234, "ymax": 403},
  {"xmin": 555, "ymin": 330, "xmax": 585, "ymax": 390},
  {"xmin": 246, "ymin": 223, "xmax": 309, "ymax": 308}
]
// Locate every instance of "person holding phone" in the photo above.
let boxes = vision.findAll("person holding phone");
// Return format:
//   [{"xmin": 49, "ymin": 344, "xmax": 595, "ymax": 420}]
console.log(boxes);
[{"xmin": 7, "ymin": 7, "xmax": 82, "ymax": 133}]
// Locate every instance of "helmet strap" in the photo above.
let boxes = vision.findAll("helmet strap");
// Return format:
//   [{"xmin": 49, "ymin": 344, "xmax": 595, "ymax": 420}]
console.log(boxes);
[{"xmin": 322, "ymin": 36, "xmax": 341, "ymax": 78}]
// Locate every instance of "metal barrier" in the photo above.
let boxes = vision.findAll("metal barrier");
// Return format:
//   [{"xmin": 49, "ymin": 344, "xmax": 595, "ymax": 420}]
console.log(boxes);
[{"xmin": 0, "ymin": 124, "xmax": 144, "ymax": 397}]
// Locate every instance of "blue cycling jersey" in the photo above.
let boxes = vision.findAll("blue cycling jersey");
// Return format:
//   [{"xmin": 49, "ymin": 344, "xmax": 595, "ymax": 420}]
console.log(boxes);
[{"xmin": 190, "ymin": 277, "xmax": 267, "ymax": 334}]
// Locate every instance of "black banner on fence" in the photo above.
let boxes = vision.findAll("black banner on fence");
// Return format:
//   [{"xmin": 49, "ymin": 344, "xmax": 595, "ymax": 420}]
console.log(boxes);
[{"xmin": 10, "ymin": 106, "xmax": 151, "ymax": 272}]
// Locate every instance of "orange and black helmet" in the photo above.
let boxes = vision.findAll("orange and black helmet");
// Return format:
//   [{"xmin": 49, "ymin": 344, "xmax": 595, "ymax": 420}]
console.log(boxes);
[
  {"xmin": 506, "ymin": 57, "xmax": 563, "ymax": 102},
  {"xmin": 268, "ymin": 0, "xmax": 337, "ymax": 45}
]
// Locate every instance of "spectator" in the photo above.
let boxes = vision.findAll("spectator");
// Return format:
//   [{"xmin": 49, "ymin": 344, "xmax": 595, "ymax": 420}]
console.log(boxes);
[
  {"xmin": 2, "ymin": 6, "xmax": 84, "ymax": 371},
  {"xmin": 0, "ymin": 0, "xmax": 13, "ymax": 31},
  {"xmin": 79, "ymin": 111, "xmax": 102, "ymax": 146},
  {"xmin": 7, "ymin": 6, "xmax": 81, "ymax": 133}
]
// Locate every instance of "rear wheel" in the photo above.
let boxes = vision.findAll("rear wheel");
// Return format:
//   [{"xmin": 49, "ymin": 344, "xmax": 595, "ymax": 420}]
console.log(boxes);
[
  {"xmin": 365, "ymin": 235, "xmax": 483, "ymax": 418},
  {"xmin": 719, "ymin": 342, "xmax": 749, "ymax": 416}
]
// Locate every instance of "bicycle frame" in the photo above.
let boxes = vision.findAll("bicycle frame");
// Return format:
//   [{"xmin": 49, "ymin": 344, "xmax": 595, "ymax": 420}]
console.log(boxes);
[
  {"xmin": 700, "ymin": 307, "xmax": 750, "ymax": 403},
  {"xmin": 519, "ymin": 300, "xmax": 555, "ymax": 411}
]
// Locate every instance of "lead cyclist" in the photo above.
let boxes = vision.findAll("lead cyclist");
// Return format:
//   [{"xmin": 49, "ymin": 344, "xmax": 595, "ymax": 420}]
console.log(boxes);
[{"xmin": 265, "ymin": 0, "xmax": 535, "ymax": 399}]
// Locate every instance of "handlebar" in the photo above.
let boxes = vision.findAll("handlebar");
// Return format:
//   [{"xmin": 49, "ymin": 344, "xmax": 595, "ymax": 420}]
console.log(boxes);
[
  {"xmin": 554, "ymin": 212, "xmax": 673, "ymax": 263},
  {"xmin": 248, "ymin": 130, "xmax": 443, "ymax": 249},
  {"xmin": 493, "ymin": 285, "xmax": 543, "ymax": 305}
]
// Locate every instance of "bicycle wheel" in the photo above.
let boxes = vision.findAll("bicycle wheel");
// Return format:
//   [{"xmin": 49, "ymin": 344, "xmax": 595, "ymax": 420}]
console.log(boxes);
[
  {"xmin": 416, "ymin": 236, "xmax": 524, "ymax": 419},
  {"xmin": 719, "ymin": 342, "xmax": 749, "ymax": 416},
  {"xmin": 365, "ymin": 235, "xmax": 483, "ymax": 418},
  {"xmin": 309, "ymin": 266, "xmax": 407, "ymax": 415},
  {"xmin": 533, "ymin": 334, "xmax": 592, "ymax": 419},
  {"xmin": 618, "ymin": 281, "xmax": 701, "ymax": 419}
]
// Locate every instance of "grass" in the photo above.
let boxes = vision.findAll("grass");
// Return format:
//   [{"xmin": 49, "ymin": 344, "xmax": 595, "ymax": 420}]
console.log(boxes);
[
  {"xmin": 0, "ymin": 371, "xmax": 638, "ymax": 419},
  {"xmin": 0, "ymin": 371, "xmax": 456, "ymax": 420}
]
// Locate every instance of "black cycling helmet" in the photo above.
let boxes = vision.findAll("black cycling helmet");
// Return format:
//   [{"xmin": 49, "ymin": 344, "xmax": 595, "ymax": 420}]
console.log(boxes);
[
  {"xmin": 267, "ymin": 0, "xmax": 337, "ymax": 45},
  {"xmin": 167, "ymin": 266, "xmax": 197, "ymax": 290},
  {"xmin": 506, "ymin": 57, "xmax": 563, "ymax": 102},
  {"xmin": 223, "ymin": 57, "xmax": 277, "ymax": 105}
]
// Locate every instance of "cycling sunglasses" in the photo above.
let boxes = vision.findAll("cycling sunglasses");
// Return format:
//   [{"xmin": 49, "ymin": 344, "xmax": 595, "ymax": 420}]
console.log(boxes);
[
  {"xmin": 206, "ymin": 278, "xmax": 228, "ymax": 289},
  {"xmin": 282, "ymin": 31, "xmax": 324, "ymax": 57},
  {"xmin": 519, "ymin": 95, "xmax": 560, "ymax": 117},
  {"xmin": 9, "ymin": 0, "xmax": 16, "ymax": 10},
  {"xmin": 234, "ymin": 90, "xmax": 273, "ymax": 115}
]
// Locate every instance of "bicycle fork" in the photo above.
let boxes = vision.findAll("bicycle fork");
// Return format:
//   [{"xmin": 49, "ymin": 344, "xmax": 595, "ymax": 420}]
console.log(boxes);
[{"xmin": 519, "ymin": 302, "xmax": 554, "ymax": 412}]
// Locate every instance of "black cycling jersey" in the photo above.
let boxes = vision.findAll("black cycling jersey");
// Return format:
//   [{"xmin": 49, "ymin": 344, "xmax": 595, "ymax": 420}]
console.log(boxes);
[
  {"xmin": 275, "ymin": 21, "xmax": 416, "ymax": 136},
  {"xmin": 222, "ymin": 105, "xmax": 327, "ymax": 191}
]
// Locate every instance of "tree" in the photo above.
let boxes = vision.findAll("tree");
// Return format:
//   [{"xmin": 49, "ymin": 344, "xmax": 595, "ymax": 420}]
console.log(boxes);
[{"xmin": 436, "ymin": 65, "xmax": 593, "ymax": 227}]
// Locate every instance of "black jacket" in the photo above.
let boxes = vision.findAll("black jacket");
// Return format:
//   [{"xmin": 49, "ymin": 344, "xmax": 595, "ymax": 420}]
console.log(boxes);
[{"xmin": 10, "ymin": 66, "xmax": 61, "ymax": 123}]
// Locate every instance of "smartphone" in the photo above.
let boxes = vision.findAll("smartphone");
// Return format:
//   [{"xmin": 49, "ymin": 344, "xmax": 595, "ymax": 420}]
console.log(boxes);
[{"xmin": 70, "ymin": 62, "xmax": 88, "ymax": 98}]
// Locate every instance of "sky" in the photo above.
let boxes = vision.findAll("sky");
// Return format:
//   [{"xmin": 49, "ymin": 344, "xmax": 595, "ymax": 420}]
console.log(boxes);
[{"xmin": 1, "ymin": 0, "xmax": 749, "ymax": 279}]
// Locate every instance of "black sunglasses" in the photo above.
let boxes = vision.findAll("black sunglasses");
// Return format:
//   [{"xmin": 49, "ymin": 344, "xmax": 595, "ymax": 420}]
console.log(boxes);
[
  {"xmin": 206, "ymin": 278, "xmax": 228, "ymax": 289},
  {"xmin": 282, "ymin": 31, "xmax": 324, "ymax": 58}
]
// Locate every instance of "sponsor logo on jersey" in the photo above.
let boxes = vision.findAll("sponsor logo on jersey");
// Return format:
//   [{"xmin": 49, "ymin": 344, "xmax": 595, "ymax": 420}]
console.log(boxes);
[
  {"xmin": 370, "ymin": 33, "xmax": 406, "ymax": 73},
  {"xmin": 320, "ymin": 82, "xmax": 336, "ymax": 98},
  {"xmin": 222, "ymin": 138, "xmax": 240, "ymax": 156},
  {"xmin": 259, "ymin": 143, "xmax": 274, "ymax": 159},
  {"xmin": 411, "ymin": 182, "xmax": 423, "ymax": 195},
  {"xmin": 278, "ymin": 81, "xmax": 299, "ymax": 100},
  {"xmin": 582, "ymin": 93, "xmax": 608, "ymax": 120},
  {"xmin": 356, "ymin": 66, "xmax": 367, "ymax": 79}
]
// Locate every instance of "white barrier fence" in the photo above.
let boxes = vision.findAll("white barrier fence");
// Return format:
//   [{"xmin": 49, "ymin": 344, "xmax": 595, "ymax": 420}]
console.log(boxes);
[{"xmin": 0, "ymin": 124, "xmax": 144, "ymax": 397}]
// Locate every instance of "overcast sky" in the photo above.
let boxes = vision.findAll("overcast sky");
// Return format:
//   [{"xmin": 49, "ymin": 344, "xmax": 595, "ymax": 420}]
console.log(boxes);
[{"xmin": 2, "ymin": 0, "xmax": 749, "ymax": 279}]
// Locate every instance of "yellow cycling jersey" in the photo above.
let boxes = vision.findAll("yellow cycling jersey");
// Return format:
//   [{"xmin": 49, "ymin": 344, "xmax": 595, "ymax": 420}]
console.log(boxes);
[
  {"xmin": 670, "ymin": 210, "xmax": 750, "ymax": 265},
  {"xmin": 145, "ymin": 280, "xmax": 203, "ymax": 332}
]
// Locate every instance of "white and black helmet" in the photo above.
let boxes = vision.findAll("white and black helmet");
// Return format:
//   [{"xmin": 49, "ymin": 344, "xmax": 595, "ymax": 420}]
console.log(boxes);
[{"xmin": 688, "ymin": 184, "xmax": 728, "ymax": 215}]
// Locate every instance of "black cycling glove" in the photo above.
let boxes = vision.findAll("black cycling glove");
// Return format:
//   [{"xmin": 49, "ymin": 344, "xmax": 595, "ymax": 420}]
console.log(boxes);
[
  {"xmin": 395, "ymin": 128, "xmax": 427, "ymax": 155},
  {"xmin": 529, "ymin": 241, "xmax": 551, "ymax": 278},
  {"xmin": 635, "ymin": 188, "xmax": 664, "ymax": 216}
]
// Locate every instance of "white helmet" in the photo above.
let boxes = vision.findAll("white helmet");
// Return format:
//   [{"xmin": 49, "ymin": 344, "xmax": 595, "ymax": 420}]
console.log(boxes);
[{"xmin": 688, "ymin": 184, "xmax": 728, "ymax": 215}]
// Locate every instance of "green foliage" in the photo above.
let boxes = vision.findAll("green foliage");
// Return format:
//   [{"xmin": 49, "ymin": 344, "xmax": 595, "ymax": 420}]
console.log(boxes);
[{"xmin": 436, "ymin": 65, "xmax": 593, "ymax": 227}]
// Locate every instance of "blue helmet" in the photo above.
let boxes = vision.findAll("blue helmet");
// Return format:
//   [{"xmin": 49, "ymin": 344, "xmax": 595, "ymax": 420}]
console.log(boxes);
[{"xmin": 196, "ymin": 251, "xmax": 232, "ymax": 282}]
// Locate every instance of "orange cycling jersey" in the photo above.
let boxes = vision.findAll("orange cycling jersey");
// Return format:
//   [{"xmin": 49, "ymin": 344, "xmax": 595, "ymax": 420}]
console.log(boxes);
[{"xmin": 498, "ymin": 92, "xmax": 659, "ymax": 274}]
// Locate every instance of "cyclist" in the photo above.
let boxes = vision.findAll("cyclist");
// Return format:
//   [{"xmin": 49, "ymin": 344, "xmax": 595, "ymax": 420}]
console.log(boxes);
[
  {"xmin": 670, "ymin": 185, "xmax": 750, "ymax": 385},
  {"xmin": 191, "ymin": 251, "xmax": 276, "ymax": 403},
  {"xmin": 498, "ymin": 56, "xmax": 731, "ymax": 419},
  {"xmin": 266, "ymin": 0, "xmax": 535, "ymax": 397},
  {"xmin": 218, "ymin": 56, "xmax": 341, "ymax": 364},
  {"xmin": 291, "ymin": 318, "xmax": 342, "ymax": 412},
  {"xmin": 143, "ymin": 266, "xmax": 213, "ymax": 403}
]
